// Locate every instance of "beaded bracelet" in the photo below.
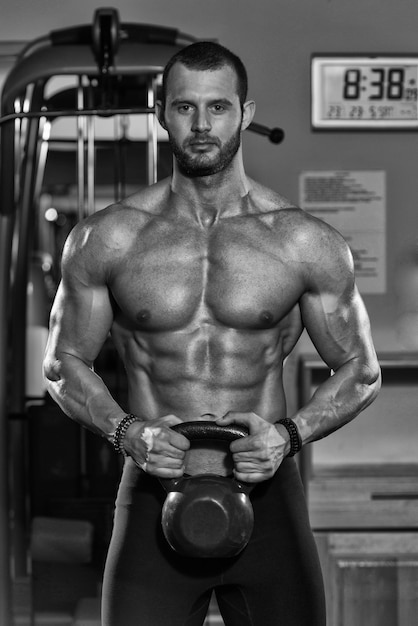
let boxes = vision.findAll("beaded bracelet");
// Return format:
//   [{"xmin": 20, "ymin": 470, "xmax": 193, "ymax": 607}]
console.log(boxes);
[
  {"xmin": 277, "ymin": 418, "xmax": 302, "ymax": 457},
  {"xmin": 112, "ymin": 414, "xmax": 142, "ymax": 456}
]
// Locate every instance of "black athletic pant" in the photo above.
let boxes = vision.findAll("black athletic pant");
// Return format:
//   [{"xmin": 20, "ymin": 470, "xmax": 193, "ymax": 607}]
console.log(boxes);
[{"xmin": 102, "ymin": 457, "xmax": 326, "ymax": 625}]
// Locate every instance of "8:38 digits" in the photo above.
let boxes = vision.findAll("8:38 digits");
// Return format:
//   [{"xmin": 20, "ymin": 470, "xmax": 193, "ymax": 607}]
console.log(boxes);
[{"xmin": 343, "ymin": 68, "xmax": 405, "ymax": 100}]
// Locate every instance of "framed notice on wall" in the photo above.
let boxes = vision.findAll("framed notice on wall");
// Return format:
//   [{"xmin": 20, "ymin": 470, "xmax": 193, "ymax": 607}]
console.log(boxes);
[{"xmin": 299, "ymin": 170, "xmax": 386, "ymax": 294}]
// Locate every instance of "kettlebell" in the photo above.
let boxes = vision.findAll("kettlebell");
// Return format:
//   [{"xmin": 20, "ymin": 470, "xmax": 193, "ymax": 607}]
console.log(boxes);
[{"xmin": 160, "ymin": 421, "xmax": 254, "ymax": 558}]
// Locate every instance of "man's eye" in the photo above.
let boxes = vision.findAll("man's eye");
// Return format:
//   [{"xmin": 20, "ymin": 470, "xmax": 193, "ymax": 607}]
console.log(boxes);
[
  {"xmin": 212, "ymin": 105, "xmax": 225, "ymax": 113},
  {"xmin": 179, "ymin": 105, "xmax": 192, "ymax": 112}
]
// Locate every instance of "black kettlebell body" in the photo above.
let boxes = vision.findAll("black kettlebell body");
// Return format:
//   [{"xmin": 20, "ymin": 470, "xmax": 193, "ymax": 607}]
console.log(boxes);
[{"xmin": 160, "ymin": 422, "xmax": 254, "ymax": 558}]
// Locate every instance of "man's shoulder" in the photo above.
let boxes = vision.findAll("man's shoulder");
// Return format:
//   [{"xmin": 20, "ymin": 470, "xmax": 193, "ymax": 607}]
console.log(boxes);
[
  {"xmin": 69, "ymin": 179, "xmax": 170, "ymax": 246},
  {"xmin": 248, "ymin": 180, "xmax": 328, "ymax": 233},
  {"xmin": 248, "ymin": 181, "xmax": 352, "ymax": 265},
  {"xmin": 248, "ymin": 181, "xmax": 325, "ymax": 234}
]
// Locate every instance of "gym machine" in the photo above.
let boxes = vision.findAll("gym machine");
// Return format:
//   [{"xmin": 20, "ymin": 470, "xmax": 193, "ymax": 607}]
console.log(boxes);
[{"xmin": 0, "ymin": 8, "xmax": 284, "ymax": 622}]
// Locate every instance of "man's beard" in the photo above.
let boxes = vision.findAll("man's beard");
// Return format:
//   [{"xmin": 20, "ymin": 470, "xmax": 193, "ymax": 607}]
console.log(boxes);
[{"xmin": 168, "ymin": 124, "xmax": 242, "ymax": 178}]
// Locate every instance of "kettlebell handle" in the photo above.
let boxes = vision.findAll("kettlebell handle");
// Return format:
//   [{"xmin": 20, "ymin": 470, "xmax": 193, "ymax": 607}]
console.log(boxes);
[
  {"xmin": 171, "ymin": 420, "xmax": 249, "ymax": 442},
  {"xmin": 160, "ymin": 421, "xmax": 250, "ymax": 492}
]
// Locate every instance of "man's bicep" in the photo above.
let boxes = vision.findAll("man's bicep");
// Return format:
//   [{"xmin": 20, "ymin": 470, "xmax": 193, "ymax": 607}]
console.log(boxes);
[
  {"xmin": 300, "ymin": 283, "xmax": 374, "ymax": 371},
  {"xmin": 48, "ymin": 277, "xmax": 114, "ymax": 366}
]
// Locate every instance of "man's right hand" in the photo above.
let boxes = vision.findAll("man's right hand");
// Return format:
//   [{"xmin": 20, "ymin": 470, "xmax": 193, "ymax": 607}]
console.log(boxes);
[{"xmin": 122, "ymin": 415, "xmax": 190, "ymax": 478}]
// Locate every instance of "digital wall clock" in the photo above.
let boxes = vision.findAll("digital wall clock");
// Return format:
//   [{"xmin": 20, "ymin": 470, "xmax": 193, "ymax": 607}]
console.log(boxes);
[{"xmin": 312, "ymin": 56, "xmax": 418, "ymax": 129}]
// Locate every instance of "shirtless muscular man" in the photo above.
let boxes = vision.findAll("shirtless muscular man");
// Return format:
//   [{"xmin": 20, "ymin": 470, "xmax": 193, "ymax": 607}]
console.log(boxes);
[{"xmin": 44, "ymin": 41, "xmax": 381, "ymax": 625}]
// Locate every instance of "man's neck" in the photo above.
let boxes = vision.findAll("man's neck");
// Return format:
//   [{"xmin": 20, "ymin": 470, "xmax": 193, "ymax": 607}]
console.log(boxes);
[{"xmin": 170, "ymin": 159, "xmax": 251, "ymax": 226}]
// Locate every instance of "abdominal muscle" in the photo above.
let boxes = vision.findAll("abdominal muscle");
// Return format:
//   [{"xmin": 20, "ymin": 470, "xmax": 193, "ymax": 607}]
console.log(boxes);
[{"xmin": 113, "ymin": 322, "xmax": 289, "ymax": 424}]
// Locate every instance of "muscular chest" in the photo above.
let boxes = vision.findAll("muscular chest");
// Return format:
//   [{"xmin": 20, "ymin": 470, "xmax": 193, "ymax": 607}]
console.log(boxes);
[{"xmin": 110, "ymin": 219, "xmax": 303, "ymax": 331}]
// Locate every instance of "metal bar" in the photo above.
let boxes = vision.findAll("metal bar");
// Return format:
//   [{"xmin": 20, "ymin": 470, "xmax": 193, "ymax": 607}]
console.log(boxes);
[
  {"xmin": 14, "ymin": 100, "xmax": 23, "ymax": 206},
  {"xmin": 87, "ymin": 113, "xmax": 95, "ymax": 215},
  {"xmin": 10, "ymin": 110, "xmax": 41, "ymax": 582},
  {"xmin": 113, "ymin": 115, "xmax": 126, "ymax": 201},
  {"xmin": 147, "ymin": 76, "xmax": 158, "ymax": 185},
  {"xmin": 0, "ymin": 106, "xmax": 156, "ymax": 126},
  {"xmin": 0, "ymin": 212, "xmax": 15, "ymax": 626},
  {"xmin": 247, "ymin": 122, "xmax": 285, "ymax": 144},
  {"xmin": 10, "ymin": 89, "xmax": 43, "ymax": 408},
  {"xmin": 0, "ymin": 117, "xmax": 16, "ymax": 216},
  {"xmin": 33, "ymin": 118, "xmax": 50, "ymax": 203},
  {"xmin": 77, "ymin": 78, "xmax": 86, "ymax": 221}
]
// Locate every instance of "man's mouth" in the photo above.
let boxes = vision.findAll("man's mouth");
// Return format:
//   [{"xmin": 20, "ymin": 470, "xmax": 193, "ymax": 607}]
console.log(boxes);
[{"xmin": 188, "ymin": 137, "xmax": 219, "ymax": 147}]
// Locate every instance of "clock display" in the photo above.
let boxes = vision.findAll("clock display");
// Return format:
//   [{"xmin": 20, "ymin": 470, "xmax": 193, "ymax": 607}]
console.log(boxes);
[{"xmin": 312, "ymin": 56, "xmax": 418, "ymax": 129}]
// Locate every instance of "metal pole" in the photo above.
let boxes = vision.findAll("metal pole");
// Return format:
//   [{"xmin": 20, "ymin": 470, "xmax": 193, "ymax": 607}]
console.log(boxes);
[
  {"xmin": 10, "ymin": 111, "xmax": 41, "ymax": 580},
  {"xmin": 147, "ymin": 76, "xmax": 158, "ymax": 185},
  {"xmin": 77, "ymin": 78, "xmax": 86, "ymax": 221},
  {"xmin": 0, "ymin": 213, "xmax": 14, "ymax": 626},
  {"xmin": 86, "ymin": 112, "xmax": 95, "ymax": 216}
]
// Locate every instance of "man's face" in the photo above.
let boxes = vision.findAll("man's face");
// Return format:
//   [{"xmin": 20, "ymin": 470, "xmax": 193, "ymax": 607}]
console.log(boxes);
[{"xmin": 160, "ymin": 63, "xmax": 244, "ymax": 177}]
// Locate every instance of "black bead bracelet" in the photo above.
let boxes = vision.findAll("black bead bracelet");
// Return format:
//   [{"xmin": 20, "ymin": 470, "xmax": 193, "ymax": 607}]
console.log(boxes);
[
  {"xmin": 277, "ymin": 418, "xmax": 302, "ymax": 457},
  {"xmin": 112, "ymin": 414, "xmax": 141, "ymax": 456}
]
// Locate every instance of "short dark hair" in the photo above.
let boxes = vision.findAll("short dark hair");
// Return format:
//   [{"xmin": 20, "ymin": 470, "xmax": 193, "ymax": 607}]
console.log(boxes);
[{"xmin": 161, "ymin": 41, "xmax": 248, "ymax": 109}]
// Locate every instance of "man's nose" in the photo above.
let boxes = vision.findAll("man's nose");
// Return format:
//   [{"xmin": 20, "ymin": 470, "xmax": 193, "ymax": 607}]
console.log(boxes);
[{"xmin": 191, "ymin": 108, "xmax": 212, "ymax": 133}]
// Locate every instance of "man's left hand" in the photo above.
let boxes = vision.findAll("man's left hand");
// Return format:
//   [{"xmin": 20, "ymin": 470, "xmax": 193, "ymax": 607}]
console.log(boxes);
[{"xmin": 216, "ymin": 412, "xmax": 288, "ymax": 483}]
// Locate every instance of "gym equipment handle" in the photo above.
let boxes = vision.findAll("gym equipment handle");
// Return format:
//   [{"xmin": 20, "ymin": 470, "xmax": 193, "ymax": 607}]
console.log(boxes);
[
  {"xmin": 248, "ymin": 122, "xmax": 285, "ymax": 144},
  {"xmin": 171, "ymin": 420, "xmax": 249, "ymax": 442}
]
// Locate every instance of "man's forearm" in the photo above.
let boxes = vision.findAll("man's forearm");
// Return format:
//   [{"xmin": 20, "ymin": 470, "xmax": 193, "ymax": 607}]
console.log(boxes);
[
  {"xmin": 291, "ymin": 357, "xmax": 381, "ymax": 446},
  {"xmin": 44, "ymin": 352, "xmax": 126, "ymax": 441}
]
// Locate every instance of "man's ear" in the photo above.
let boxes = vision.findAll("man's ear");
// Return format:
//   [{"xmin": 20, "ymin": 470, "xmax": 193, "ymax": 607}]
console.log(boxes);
[
  {"xmin": 156, "ymin": 100, "xmax": 167, "ymax": 130},
  {"xmin": 241, "ymin": 100, "xmax": 256, "ymax": 131}
]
